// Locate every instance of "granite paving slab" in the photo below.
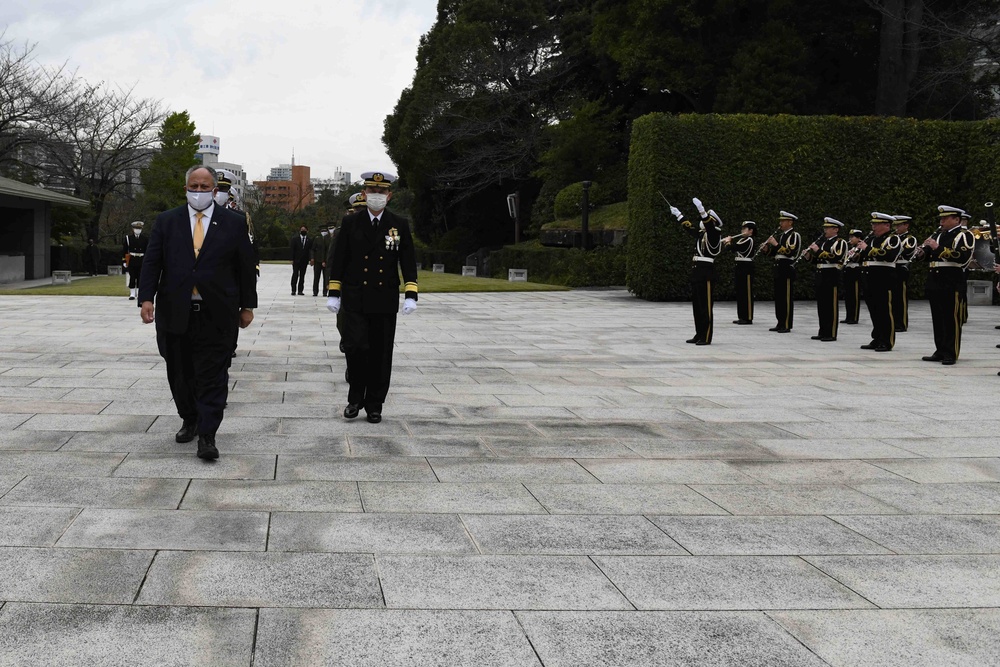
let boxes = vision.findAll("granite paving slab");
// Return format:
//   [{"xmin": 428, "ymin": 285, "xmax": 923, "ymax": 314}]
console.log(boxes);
[
  {"xmin": 279, "ymin": 417, "xmax": 410, "ymax": 436},
  {"xmin": 253, "ymin": 609, "xmax": 541, "ymax": 667},
  {"xmin": 482, "ymin": 436, "xmax": 636, "ymax": 458},
  {"xmin": 879, "ymin": 437, "xmax": 1000, "ymax": 458},
  {"xmin": 729, "ymin": 460, "xmax": 912, "ymax": 484},
  {"xmin": 360, "ymin": 482, "xmax": 547, "ymax": 514},
  {"xmin": 137, "ymin": 551, "xmax": 383, "ymax": 608},
  {"xmin": 378, "ymin": 554, "xmax": 632, "ymax": 610},
  {"xmin": 806, "ymin": 554, "xmax": 1000, "ymax": 607},
  {"xmin": 0, "ymin": 431, "xmax": 72, "ymax": 451},
  {"xmin": 868, "ymin": 457, "xmax": 1000, "ymax": 483},
  {"xmin": 462, "ymin": 514, "xmax": 686, "ymax": 555},
  {"xmin": 0, "ymin": 452, "xmax": 125, "ymax": 478},
  {"xmin": 0, "ymin": 603, "xmax": 255, "ymax": 667},
  {"xmin": 427, "ymin": 458, "xmax": 597, "ymax": 483},
  {"xmin": 0, "ymin": 506, "xmax": 80, "ymax": 546},
  {"xmin": 830, "ymin": 514, "xmax": 1000, "ymax": 554},
  {"xmin": 769, "ymin": 608, "xmax": 1000, "ymax": 667},
  {"xmin": 347, "ymin": 435, "xmax": 495, "ymax": 457},
  {"xmin": 579, "ymin": 459, "xmax": 756, "ymax": 484},
  {"xmin": 756, "ymin": 438, "xmax": 922, "ymax": 459},
  {"xmin": 267, "ymin": 512, "xmax": 477, "ymax": 554},
  {"xmin": 620, "ymin": 439, "xmax": 778, "ymax": 460},
  {"xmin": 651, "ymin": 516, "xmax": 891, "ymax": 555},
  {"xmin": 849, "ymin": 482, "xmax": 1000, "ymax": 514},
  {"xmin": 594, "ymin": 555, "xmax": 874, "ymax": 610},
  {"xmin": 0, "ymin": 546, "xmax": 152, "ymax": 604},
  {"xmin": 517, "ymin": 610, "xmax": 828, "ymax": 666},
  {"xmin": 180, "ymin": 479, "xmax": 361, "ymax": 512},
  {"xmin": 57, "ymin": 508, "xmax": 268, "ymax": 551},
  {"xmin": 16, "ymin": 414, "xmax": 156, "ymax": 432},
  {"xmin": 113, "ymin": 453, "xmax": 276, "ymax": 480},
  {"xmin": 0, "ymin": 476, "xmax": 187, "ymax": 509},
  {"xmin": 692, "ymin": 484, "xmax": 902, "ymax": 515},
  {"xmin": 278, "ymin": 456, "xmax": 436, "ymax": 481},
  {"xmin": 526, "ymin": 483, "xmax": 729, "ymax": 515}
]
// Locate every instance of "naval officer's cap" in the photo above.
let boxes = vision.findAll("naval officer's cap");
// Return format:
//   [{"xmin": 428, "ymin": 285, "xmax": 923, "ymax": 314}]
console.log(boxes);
[
  {"xmin": 778, "ymin": 210, "xmax": 797, "ymax": 222},
  {"xmin": 706, "ymin": 209, "xmax": 722, "ymax": 228},
  {"xmin": 349, "ymin": 192, "xmax": 367, "ymax": 209},
  {"xmin": 130, "ymin": 220, "xmax": 144, "ymax": 229},
  {"xmin": 741, "ymin": 220, "xmax": 757, "ymax": 229},
  {"xmin": 870, "ymin": 212, "xmax": 894, "ymax": 224},
  {"xmin": 891, "ymin": 215, "xmax": 912, "ymax": 225},
  {"xmin": 822, "ymin": 217, "xmax": 844, "ymax": 228},
  {"xmin": 361, "ymin": 171, "xmax": 396, "ymax": 188},
  {"xmin": 937, "ymin": 205, "xmax": 965, "ymax": 218},
  {"xmin": 216, "ymin": 170, "xmax": 235, "ymax": 189},
  {"xmin": 849, "ymin": 228, "xmax": 865, "ymax": 238}
]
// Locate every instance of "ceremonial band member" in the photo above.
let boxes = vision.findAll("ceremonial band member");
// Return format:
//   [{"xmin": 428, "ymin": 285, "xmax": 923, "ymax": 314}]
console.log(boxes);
[
  {"xmin": 327, "ymin": 171, "xmax": 418, "ymax": 423},
  {"xmin": 760, "ymin": 211, "xmax": 800, "ymax": 333},
  {"xmin": 123, "ymin": 221, "xmax": 148, "ymax": 301},
  {"xmin": 138, "ymin": 166, "xmax": 257, "ymax": 460},
  {"xmin": 914, "ymin": 205, "xmax": 974, "ymax": 365},
  {"xmin": 842, "ymin": 229, "xmax": 865, "ymax": 324},
  {"xmin": 723, "ymin": 221, "xmax": 756, "ymax": 325},
  {"xmin": 670, "ymin": 198, "xmax": 722, "ymax": 345},
  {"xmin": 804, "ymin": 217, "xmax": 847, "ymax": 341},
  {"xmin": 892, "ymin": 215, "xmax": 917, "ymax": 332},
  {"xmin": 858, "ymin": 212, "xmax": 901, "ymax": 352}
]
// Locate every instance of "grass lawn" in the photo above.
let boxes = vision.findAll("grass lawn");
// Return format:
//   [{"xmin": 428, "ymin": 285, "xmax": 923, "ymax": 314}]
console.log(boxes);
[{"xmin": 0, "ymin": 271, "xmax": 567, "ymax": 296}]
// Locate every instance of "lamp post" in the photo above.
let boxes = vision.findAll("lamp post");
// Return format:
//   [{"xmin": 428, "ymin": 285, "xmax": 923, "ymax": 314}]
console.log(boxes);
[
  {"xmin": 581, "ymin": 181, "xmax": 592, "ymax": 250},
  {"xmin": 507, "ymin": 192, "xmax": 520, "ymax": 244}
]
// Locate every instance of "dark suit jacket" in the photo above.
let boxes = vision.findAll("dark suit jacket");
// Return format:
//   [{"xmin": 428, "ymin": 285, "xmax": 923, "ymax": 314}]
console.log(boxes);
[
  {"xmin": 290, "ymin": 234, "xmax": 313, "ymax": 266},
  {"xmin": 328, "ymin": 208, "xmax": 418, "ymax": 314},
  {"xmin": 138, "ymin": 205, "xmax": 258, "ymax": 336}
]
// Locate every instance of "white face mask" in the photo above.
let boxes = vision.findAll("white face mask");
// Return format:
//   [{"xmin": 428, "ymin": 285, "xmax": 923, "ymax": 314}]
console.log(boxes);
[
  {"xmin": 187, "ymin": 190, "xmax": 214, "ymax": 211},
  {"xmin": 321, "ymin": 231, "xmax": 328, "ymax": 237},
  {"xmin": 366, "ymin": 192, "xmax": 388, "ymax": 212},
  {"xmin": 214, "ymin": 191, "xmax": 230, "ymax": 206},
  {"xmin": 134, "ymin": 229, "xmax": 141, "ymax": 236}
]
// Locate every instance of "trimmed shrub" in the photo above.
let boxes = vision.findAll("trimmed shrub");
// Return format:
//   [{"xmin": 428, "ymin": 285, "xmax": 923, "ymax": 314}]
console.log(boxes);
[
  {"xmin": 627, "ymin": 113, "xmax": 1000, "ymax": 301},
  {"xmin": 489, "ymin": 243, "xmax": 626, "ymax": 287},
  {"xmin": 553, "ymin": 182, "xmax": 605, "ymax": 219}
]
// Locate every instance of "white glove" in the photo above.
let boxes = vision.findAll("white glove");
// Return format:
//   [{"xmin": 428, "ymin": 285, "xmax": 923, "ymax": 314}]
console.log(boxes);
[
  {"xmin": 402, "ymin": 298, "xmax": 417, "ymax": 315},
  {"xmin": 669, "ymin": 206, "xmax": 684, "ymax": 222},
  {"xmin": 693, "ymin": 197, "xmax": 707, "ymax": 219},
  {"xmin": 326, "ymin": 296, "xmax": 340, "ymax": 314}
]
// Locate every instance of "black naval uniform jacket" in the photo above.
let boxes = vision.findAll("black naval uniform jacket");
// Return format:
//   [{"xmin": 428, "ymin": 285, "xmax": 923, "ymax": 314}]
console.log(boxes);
[
  {"xmin": 123, "ymin": 233, "xmax": 148, "ymax": 271},
  {"xmin": 327, "ymin": 209, "xmax": 418, "ymax": 314}
]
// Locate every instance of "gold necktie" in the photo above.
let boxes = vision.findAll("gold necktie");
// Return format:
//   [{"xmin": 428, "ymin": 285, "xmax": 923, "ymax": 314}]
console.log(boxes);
[{"xmin": 193, "ymin": 212, "xmax": 204, "ymax": 296}]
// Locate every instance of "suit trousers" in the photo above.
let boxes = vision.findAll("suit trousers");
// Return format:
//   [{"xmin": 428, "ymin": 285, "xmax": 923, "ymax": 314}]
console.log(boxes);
[
  {"xmin": 893, "ymin": 264, "xmax": 910, "ymax": 331},
  {"xmin": 926, "ymin": 269, "xmax": 965, "ymax": 361},
  {"xmin": 690, "ymin": 262, "xmax": 715, "ymax": 343},
  {"xmin": 865, "ymin": 267, "xmax": 895, "ymax": 349},
  {"xmin": 312, "ymin": 263, "xmax": 326, "ymax": 296},
  {"xmin": 291, "ymin": 262, "xmax": 308, "ymax": 293},
  {"xmin": 815, "ymin": 268, "xmax": 840, "ymax": 339},
  {"xmin": 773, "ymin": 261, "xmax": 796, "ymax": 330},
  {"xmin": 156, "ymin": 309, "xmax": 232, "ymax": 436},
  {"xmin": 843, "ymin": 266, "xmax": 862, "ymax": 323},
  {"xmin": 127, "ymin": 258, "xmax": 144, "ymax": 289},
  {"xmin": 734, "ymin": 262, "xmax": 754, "ymax": 322},
  {"xmin": 342, "ymin": 310, "xmax": 397, "ymax": 412}
]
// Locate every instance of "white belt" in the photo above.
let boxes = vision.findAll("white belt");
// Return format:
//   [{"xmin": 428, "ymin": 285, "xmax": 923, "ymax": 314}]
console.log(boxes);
[
  {"xmin": 775, "ymin": 255, "xmax": 794, "ymax": 261},
  {"xmin": 896, "ymin": 259, "xmax": 910, "ymax": 265},
  {"xmin": 693, "ymin": 256, "xmax": 715, "ymax": 263},
  {"xmin": 129, "ymin": 253, "xmax": 144, "ymax": 257},
  {"xmin": 930, "ymin": 261, "xmax": 962, "ymax": 268},
  {"xmin": 846, "ymin": 262, "xmax": 860, "ymax": 268},
  {"xmin": 735, "ymin": 257, "xmax": 754, "ymax": 262},
  {"xmin": 865, "ymin": 261, "xmax": 895, "ymax": 267},
  {"xmin": 816, "ymin": 264, "xmax": 842, "ymax": 269}
]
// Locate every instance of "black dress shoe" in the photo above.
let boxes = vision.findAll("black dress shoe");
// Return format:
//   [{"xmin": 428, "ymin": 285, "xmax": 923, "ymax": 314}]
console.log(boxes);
[
  {"xmin": 298, "ymin": 291, "xmax": 305, "ymax": 295},
  {"xmin": 895, "ymin": 327, "xmax": 906, "ymax": 332},
  {"xmin": 820, "ymin": 337, "xmax": 836, "ymax": 342},
  {"xmin": 197, "ymin": 434, "xmax": 219, "ymax": 460},
  {"xmin": 685, "ymin": 338, "xmax": 700, "ymax": 344},
  {"xmin": 810, "ymin": 335, "xmax": 822, "ymax": 340},
  {"xmin": 366, "ymin": 411, "xmax": 382, "ymax": 423},
  {"xmin": 768, "ymin": 326, "xmax": 781, "ymax": 332},
  {"xmin": 343, "ymin": 403, "xmax": 360, "ymax": 419},
  {"xmin": 860, "ymin": 343, "xmax": 876, "ymax": 350},
  {"xmin": 941, "ymin": 358, "xmax": 956, "ymax": 365},
  {"xmin": 922, "ymin": 355, "xmax": 942, "ymax": 362},
  {"xmin": 733, "ymin": 320, "xmax": 752, "ymax": 325},
  {"xmin": 695, "ymin": 340, "xmax": 711, "ymax": 346},
  {"xmin": 875, "ymin": 345, "xmax": 891, "ymax": 352},
  {"xmin": 775, "ymin": 328, "xmax": 790, "ymax": 333},
  {"xmin": 128, "ymin": 296, "xmax": 135, "ymax": 300},
  {"xmin": 291, "ymin": 292, "xmax": 296, "ymax": 296},
  {"xmin": 175, "ymin": 421, "xmax": 196, "ymax": 443},
  {"xmin": 995, "ymin": 344, "xmax": 1000, "ymax": 349}
]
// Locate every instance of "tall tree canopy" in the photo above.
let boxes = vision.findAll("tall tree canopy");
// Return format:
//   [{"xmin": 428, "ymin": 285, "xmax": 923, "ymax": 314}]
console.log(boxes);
[{"xmin": 140, "ymin": 111, "xmax": 199, "ymax": 214}]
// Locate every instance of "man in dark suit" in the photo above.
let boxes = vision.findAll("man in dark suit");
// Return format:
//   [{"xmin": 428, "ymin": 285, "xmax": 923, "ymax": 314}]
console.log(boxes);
[
  {"xmin": 290, "ymin": 224, "xmax": 312, "ymax": 295},
  {"xmin": 327, "ymin": 171, "xmax": 418, "ymax": 423},
  {"xmin": 312, "ymin": 228, "xmax": 330, "ymax": 297},
  {"xmin": 139, "ymin": 165, "xmax": 257, "ymax": 460}
]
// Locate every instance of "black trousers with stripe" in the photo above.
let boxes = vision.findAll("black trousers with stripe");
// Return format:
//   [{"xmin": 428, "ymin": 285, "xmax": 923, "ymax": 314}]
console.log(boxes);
[
  {"xmin": 773, "ymin": 261, "xmax": 795, "ymax": 330},
  {"xmin": 893, "ymin": 264, "xmax": 910, "ymax": 331},
  {"xmin": 734, "ymin": 261, "xmax": 754, "ymax": 322},
  {"xmin": 342, "ymin": 310, "xmax": 398, "ymax": 412},
  {"xmin": 865, "ymin": 267, "xmax": 895, "ymax": 349},
  {"xmin": 690, "ymin": 262, "xmax": 715, "ymax": 343},
  {"xmin": 926, "ymin": 268, "xmax": 965, "ymax": 361},
  {"xmin": 815, "ymin": 268, "xmax": 840, "ymax": 339},
  {"xmin": 842, "ymin": 266, "xmax": 862, "ymax": 323}
]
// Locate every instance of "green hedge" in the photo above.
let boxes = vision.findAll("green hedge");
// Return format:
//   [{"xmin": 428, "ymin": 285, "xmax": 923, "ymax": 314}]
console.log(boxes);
[
  {"xmin": 627, "ymin": 113, "xmax": 1000, "ymax": 301},
  {"xmin": 489, "ymin": 244, "xmax": 626, "ymax": 287}
]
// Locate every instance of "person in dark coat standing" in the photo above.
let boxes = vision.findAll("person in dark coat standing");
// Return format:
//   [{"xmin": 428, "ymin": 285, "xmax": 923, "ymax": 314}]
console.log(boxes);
[
  {"xmin": 138, "ymin": 165, "xmax": 257, "ymax": 460},
  {"xmin": 723, "ymin": 221, "xmax": 757, "ymax": 325},
  {"xmin": 326, "ymin": 171, "xmax": 418, "ymax": 424},
  {"xmin": 86, "ymin": 239, "xmax": 101, "ymax": 276},
  {"xmin": 290, "ymin": 225, "xmax": 313, "ymax": 295},
  {"xmin": 312, "ymin": 228, "xmax": 331, "ymax": 297},
  {"xmin": 123, "ymin": 221, "xmax": 148, "ymax": 301}
]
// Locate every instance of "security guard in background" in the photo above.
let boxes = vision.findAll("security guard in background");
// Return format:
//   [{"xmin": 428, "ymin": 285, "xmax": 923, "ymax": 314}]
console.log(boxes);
[
  {"xmin": 123, "ymin": 220, "xmax": 148, "ymax": 301},
  {"xmin": 723, "ymin": 221, "xmax": 756, "ymax": 325},
  {"xmin": 758, "ymin": 211, "xmax": 800, "ymax": 333},
  {"xmin": 858, "ymin": 212, "xmax": 901, "ymax": 351},
  {"xmin": 670, "ymin": 198, "xmax": 722, "ymax": 345},
  {"xmin": 892, "ymin": 214, "xmax": 918, "ymax": 332},
  {"xmin": 802, "ymin": 217, "xmax": 847, "ymax": 341},
  {"xmin": 842, "ymin": 229, "xmax": 865, "ymax": 324},
  {"xmin": 914, "ymin": 205, "xmax": 975, "ymax": 365},
  {"xmin": 312, "ymin": 227, "xmax": 331, "ymax": 296},
  {"xmin": 326, "ymin": 172, "xmax": 418, "ymax": 423}
]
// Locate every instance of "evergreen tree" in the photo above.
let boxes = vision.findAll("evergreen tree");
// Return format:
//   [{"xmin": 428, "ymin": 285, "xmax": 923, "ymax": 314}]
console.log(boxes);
[{"xmin": 140, "ymin": 111, "xmax": 199, "ymax": 214}]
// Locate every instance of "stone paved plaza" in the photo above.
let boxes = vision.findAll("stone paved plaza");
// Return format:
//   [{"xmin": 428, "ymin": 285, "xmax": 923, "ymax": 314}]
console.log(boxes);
[{"xmin": 0, "ymin": 263, "xmax": 999, "ymax": 665}]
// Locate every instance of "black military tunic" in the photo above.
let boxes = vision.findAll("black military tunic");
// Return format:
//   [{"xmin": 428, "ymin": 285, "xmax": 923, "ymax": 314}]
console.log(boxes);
[
  {"xmin": 730, "ymin": 233, "xmax": 756, "ymax": 324},
  {"xmin": 806, "ymin": 235, "xmax": 847, "ymax": 340},
  {"xmin": 123, "ymin": 232, "xmax": 148, "ymax": 290},
  {"xmin": 842, "ymin": 238, "xmax": 864, "ymax": 324},
  {"xmin": 679, "ymin": 214, "xmax": 722, "ymax": 344},
  {"xmin": 914, "ymin": 225, "xmax": 974, "ymax": 363},
  {"xmin": 860, "ymin": 231, "xmax": 901, "ymax": 350},
  {"xmin": 771, "ymin": 229, "xmax": 801, "ymax": 331},
  {"xmin": 893, "ymin": 230, "xmax": 918, "ymax": 331}
]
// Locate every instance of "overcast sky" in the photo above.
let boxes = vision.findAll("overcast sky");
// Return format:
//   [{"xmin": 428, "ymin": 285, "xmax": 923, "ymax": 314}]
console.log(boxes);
[{"xmin": 2, "ymin": 0, "xmax": 439, "ymax": 183}]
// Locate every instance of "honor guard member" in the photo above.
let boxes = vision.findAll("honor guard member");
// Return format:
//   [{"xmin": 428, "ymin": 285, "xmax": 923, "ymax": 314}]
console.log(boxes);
[
  {"xmin": 312, "ymin": 227, "xmax": 331, "ymax": 296},
  {"xmin": 858, "ymin": 212, "xmax": 901, "ymax": 351},
  {"xmin": 913, "ymin": 205, "xmax": 975, "ymax": 365},
  {"xmin": 802, "ymin": 217, "xmax": 847, "ymax": 341},
  {"xmin": 326, "ymin": 171, "xmax": 418, "ymax": 423},
  {"xmin": 723, "ymin": 221, "xmax": 756, "ymax": 324},
  {"xmin": 670, "ymin": 198, "xmax": 722, "ymax": 345},
  {"xmin": 213, "ymin": 169, "xmax": 257, "ymax": 358},
  {"xmin": 759, "ymin": 211, "xmax": 800, "ymax": 332},
  {"xmin": 842, "ymin": 229, "xmax": 865, "ymax": 324},
  {"xmin": 959, "ymin": 210, "xmax": 973, "ymax": 324},
  {"xmin": 891, "ymin": 215, "xmax": 917, "ymax": 332},
  {"xmin": 123, "ymin": 221, "xmax": 148, "ymax": 301}
]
